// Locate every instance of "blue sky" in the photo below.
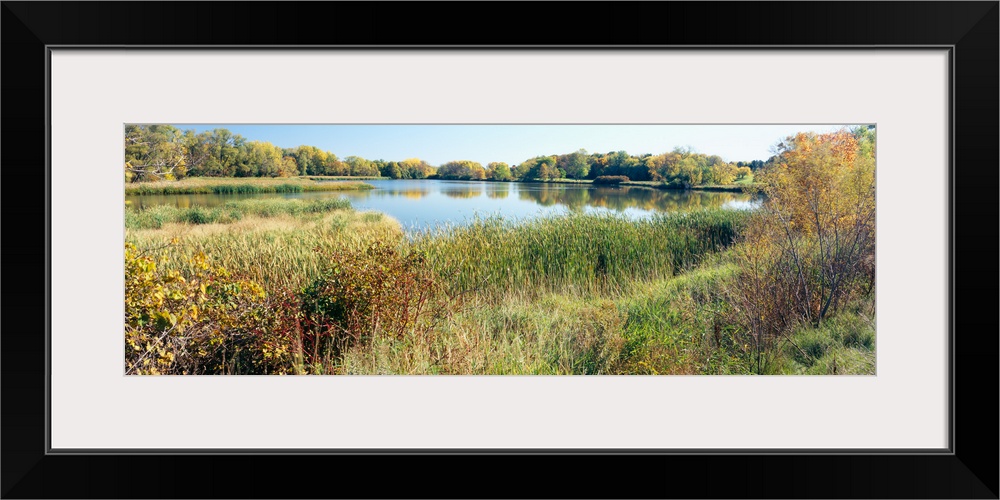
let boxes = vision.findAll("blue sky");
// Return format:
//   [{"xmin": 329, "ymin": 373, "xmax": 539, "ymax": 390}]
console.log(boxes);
[{"xmin": 167, "ymin": 124, "xmax": 859, "ymax": 166}]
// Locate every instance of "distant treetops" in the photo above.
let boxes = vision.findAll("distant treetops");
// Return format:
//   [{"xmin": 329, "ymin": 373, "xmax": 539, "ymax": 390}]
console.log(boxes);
[{"xmin": 125, "ymin": 124, "xmax": 772, "ymax": 185}]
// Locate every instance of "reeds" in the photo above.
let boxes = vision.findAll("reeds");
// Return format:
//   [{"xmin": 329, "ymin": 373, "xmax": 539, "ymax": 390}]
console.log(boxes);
[
  {"xmin": 124, "ymin": 177, "xmax": 373, "ymax": 195},
  {"xmin": 410, "ymin": 209, "xmax": 749, "ymax": 296},
  {"xmin": 125, "ymin": 197, "xmax": 353, "ymax": 229}
]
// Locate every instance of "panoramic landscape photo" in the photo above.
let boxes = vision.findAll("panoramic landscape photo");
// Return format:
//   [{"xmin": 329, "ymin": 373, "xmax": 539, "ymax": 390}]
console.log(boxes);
[{"xmin": 124, "ymin": 124, "xmax": 876, "ymax": 375}]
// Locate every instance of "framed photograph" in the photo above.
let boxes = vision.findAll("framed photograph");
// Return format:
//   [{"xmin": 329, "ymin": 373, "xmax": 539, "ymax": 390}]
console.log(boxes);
[{"xmin": 3, "ymin": 2, "xmax": 996, "ymax": 498}]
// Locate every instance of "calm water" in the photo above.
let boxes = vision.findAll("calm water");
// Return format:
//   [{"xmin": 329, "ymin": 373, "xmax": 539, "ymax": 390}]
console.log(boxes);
[{"xmin": 125, "ymin": 180, "xmax": 759, "ymax": 231}]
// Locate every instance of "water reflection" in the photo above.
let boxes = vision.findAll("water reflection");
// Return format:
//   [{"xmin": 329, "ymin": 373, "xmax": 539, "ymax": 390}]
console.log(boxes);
[
  {"xmin": 486, "ymin": 183, "xmax": 510, "ymax": 199},
  {"xmin": 441, "ymin": 184, "xmax": 483, "ymax": 199},
  {"xmin": 125, "ymin": 179, "xmax": 761, "ymax": 231},
  {"xmin": 513, "ymin": 183, "xmax": 753, "ymax": 213}
]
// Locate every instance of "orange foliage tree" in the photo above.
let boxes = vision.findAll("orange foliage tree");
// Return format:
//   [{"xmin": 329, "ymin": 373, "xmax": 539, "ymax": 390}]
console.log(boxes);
[{"xmin": 728, "ymin": 128, "xmax": 876, "ymax": 371}]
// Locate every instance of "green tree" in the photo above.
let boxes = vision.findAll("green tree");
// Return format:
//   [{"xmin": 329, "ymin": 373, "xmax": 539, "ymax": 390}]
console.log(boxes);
[
  {"xmin": 381, "ymin": 161, "xmax": 403, "ymax": 179},
  {"xmin": 345, "ymin": 156, "xmax": 378, "ymax": 176},
  {"xmin": 487, "ymin": 162, "xmax": 512, "ymax": 181},
  {"xmin": 559, "ymin": 149, "xmax": 590, "ymax": 179}
]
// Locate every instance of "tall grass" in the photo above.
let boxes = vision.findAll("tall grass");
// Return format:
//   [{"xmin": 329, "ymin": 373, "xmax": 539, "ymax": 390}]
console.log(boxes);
[
  {"xmin": 125, "ymin": 203, "xmax": 876, "ymax": 374},
  {"xmin": 124, "ymin": 177, "xmax": 373, "ymax": 195},
  {"xmin": 411, "ymin": 209, "xmax": 749, "ymax": 295},
  {"xmin": 127, "ymin": 209, "xmax": 404, "ymax": 291}
]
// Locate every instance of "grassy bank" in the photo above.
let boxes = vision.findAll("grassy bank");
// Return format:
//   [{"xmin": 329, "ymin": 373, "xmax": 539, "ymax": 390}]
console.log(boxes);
[{"xmin": 125, "ymin": 177, "xmax": 374, "ymax": 195}]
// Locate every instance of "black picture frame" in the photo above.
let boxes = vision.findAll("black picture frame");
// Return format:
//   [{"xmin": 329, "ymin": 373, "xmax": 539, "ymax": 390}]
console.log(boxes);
[{"xmin": 2, "ymin": 2, "xmax": 996, "ymax": 498}]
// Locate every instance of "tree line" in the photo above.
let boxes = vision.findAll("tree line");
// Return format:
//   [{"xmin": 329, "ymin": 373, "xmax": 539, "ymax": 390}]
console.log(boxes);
[
  {"xmin": 125, "ymin": 124, "xmax": 767, "ymax": 185},
  {"xmin": 124, "ymin": 125, "xmax": 434, "ymax": 182},
  {"xmin": 426, "ymin": 149, "xmax": 764, "ymax": 186}
]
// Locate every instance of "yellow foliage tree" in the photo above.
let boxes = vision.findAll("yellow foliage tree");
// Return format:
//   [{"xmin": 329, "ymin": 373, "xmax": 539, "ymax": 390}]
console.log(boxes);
[
  {"xmin": 730, "ymin": 128, "xmax": 876, "ymax": 371},
  {"xmin": 756, "ymin": 129, "xmax": 875, "ymax": 324}
]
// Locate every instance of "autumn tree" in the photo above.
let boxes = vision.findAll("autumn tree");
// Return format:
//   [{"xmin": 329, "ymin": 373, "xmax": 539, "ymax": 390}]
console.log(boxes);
[
  {"xmin": 345, "ymin": 156, "xmax": 379, "ymax": 177},
  {"xmin": 399, "ymin": 158, "xmax": 434, "ymax": 179},
  {"xmin": 293, "ymin": 145, "xmax": 329, "ymax": 176},
  {"xmin": 438, "ymin": 160, "xmax": 486, "ymax": 180},
  {"xmin": 487, "ymin": 162, "xmax": 513, "ymax": 181},
  {"xmin": 242, "ymin": 141, "xmax": 286, "ymax": 177},
  {"xmin": 201, "ymin": 128, "xmax": 246, "ymax": 177},
  {"xmin": 731, "ymin": 128, "xmax": 875, "ymax": 337},
  {"xmin": 735, "ymin": 166, "xmax": 753, "ymax": 181},
  {"xmin": 124, "ymin": 125, "xmax": 187, "ymax": 182}
]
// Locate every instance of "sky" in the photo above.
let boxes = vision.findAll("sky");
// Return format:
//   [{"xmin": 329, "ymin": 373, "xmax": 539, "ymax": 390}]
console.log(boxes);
[{"xmin": 167, "ymin": 124, "xmax": 859, "ymax": 167}]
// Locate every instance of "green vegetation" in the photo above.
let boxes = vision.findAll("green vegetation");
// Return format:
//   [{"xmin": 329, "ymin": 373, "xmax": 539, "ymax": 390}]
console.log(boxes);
[
  {"xmin": 125, "ymin": 198, "xmax": 353, "ymax": 230},
  {"xmin": 124, "ymin": 126, "xmax": 875, "ymax": 376},
  {"xmin": 125, "ymin": 206, "xmax": 872, "ymax": 375},
  {"xmin": 593, "ymin": 176, "xmax": 630, "ymax": 185},
  {"xmin": 306, "ymin": 175, "xmax": 383, "ymax": 181},
  {"xmin": 125, "ymin": 205, "xmax": 751, "ymax": 374},
  {"xmin": 125, "ymin": 124, "xmax": 764, "ymax": 186},
  {"xmin": 410, "ymin": 210, "xmax": 747, "ymax": 296},
  {"xmin": 124, "ymin": 177, "xmax": 373, "ymax": 195}
]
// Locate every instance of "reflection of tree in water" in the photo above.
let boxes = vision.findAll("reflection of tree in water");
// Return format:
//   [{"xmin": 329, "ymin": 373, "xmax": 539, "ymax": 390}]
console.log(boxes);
[
  {"xmin": 372, "ymin": 188, "xmax": 429, "ymax": 200},
  {"xmin": 486, "ymin": 183, "xmax": 511, "ymax": 199},
  {"xmin": 516, "ymin": 184, "xmax": 752, "ymax": 212},
  {"xmin": 518, "ymin": 184, "xmax": 589, "ymax": 207},
  {"xmin": 440, "ymin": 184, "xmax": 483, "ymax": 199}
]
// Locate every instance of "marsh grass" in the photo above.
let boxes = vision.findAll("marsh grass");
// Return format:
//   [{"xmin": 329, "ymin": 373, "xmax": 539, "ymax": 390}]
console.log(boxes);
[
  {"xmin": 125, "ymin": 200, "xmax": 873, "ymax": 375},
  {"xmin": 411, "ymin": 209, "xmax": 749, "ymax": 296},
  {"xmin": 127, "ymin": 208, "xmax": 404, "ymax": 290},
  {"xmin": 125, "ymin": 197, "xmax": 352, "ymax": 229},
  {"xmin": 124, "ymin": 177, "xmax": 373, "ymax": 195}
]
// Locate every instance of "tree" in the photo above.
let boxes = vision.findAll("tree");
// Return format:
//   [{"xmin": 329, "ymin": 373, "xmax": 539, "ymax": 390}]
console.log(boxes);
[
  {"xmin": 124, "ymin": 125, "xmax": 187, "ymax": 182},
  {"xmin": 735, "ymin": 166, "xmax": 753, "ymax": 181},
  {"xmin": 560, "ymin": 149, "xmax": 590, "ymax": 179},
  {"xmin": 534, "ymin": 157, "xmax": 560, "ymax": 180},
  {"xmin": 399, "ymin": 158, "xmax": 434, "ymax": 179},
  {"xmin": 587, "ymin": 153, "xmax": 609, "ymax": 178},
  {"xmin": 279, "ymin": 156, "xmax": 299, "ymax": 177},
  {"xmin": 513, "ymin": 158, "xmax": 535, "ymax": 180},
  {"xmin": 487, "ymin": 162, "xmax": 512, "ymax": 181},
  {"xmin": 707, "ymin": 162, "xmax": 739, "ymax": 185},
  {"xmin": 345, "ymin": 156, "xmax": 378, "ymax": 176},
  {"xmin": 738, "ymin": 129, "xmax": 875, "ymax": 329},
  {"xmin": 242, "ymin": 141, "xmax": 285, "ymax": 177},
  {"xmin": 381, "ymin": 161, "xmax": 403, "ymax": 179},
  {"xmin": 182, "ymin": 130, "xmax": 212, "ymax": 176},
  {"xmin": 726, "ymin": 129, "xmax": 875, "ymax": 373},
  {"xmin": 294, "ymin": 145, "xmax": 331, "ymax": 176},
  {"xmin": 438, "ymin": 160, "xmax": 486, "ymax": 180}
]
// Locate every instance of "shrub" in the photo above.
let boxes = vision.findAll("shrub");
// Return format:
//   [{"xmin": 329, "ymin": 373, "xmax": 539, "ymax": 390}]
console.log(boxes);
[
  {"xmin": 593, "ymin": 175, "xmax": 630, "ymax": 185},
  {"xmin": 298, "ymin": 242, "xmax": 452, "ymax": 370},
  {"xmin": 124, "ymin": 242, "xmax": 290, "ymax": 374}
]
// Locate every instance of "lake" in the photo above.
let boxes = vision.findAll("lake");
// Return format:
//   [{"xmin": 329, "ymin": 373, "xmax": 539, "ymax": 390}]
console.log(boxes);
[{"xmin": 125, "ymin": 179, "xmax": 759, "ymax": 231}]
